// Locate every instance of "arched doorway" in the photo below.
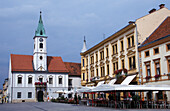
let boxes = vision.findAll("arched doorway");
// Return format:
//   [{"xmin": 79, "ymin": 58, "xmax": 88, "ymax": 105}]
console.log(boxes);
[{"xmin": 37, "ymin": 91, "xmax": 44, "ymax": 102}]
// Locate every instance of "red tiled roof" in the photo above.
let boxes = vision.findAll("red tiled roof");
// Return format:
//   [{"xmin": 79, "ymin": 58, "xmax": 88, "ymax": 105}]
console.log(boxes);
[
  {"xmin": 142, "ymin": 17, "xmax": 170, "ymax": 45},
  {"xmin": 64, "ymin": 62, "xmax": 81, "ymax": 76},
  {"xmin": 11, "ymin": 54, "xmax": 34, "ymax": 72},
  {"xmin": 11, "ymin": 54, "xmax": 69, "ymax": 73},
  {"xmin": 47, "ymin": 56, "xmax": 69, "ymax": 73}
]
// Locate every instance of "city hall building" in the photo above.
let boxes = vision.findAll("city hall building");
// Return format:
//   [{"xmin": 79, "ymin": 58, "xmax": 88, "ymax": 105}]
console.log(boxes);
[{"xmin": 8, "ymin": 12, "xmax": 81, "ymax": 103}]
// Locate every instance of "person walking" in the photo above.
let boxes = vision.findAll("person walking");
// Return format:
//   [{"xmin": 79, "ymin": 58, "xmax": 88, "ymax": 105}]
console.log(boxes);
[
  {"xmin": 74, "ymin": 93, "xmax": 77, "ymax": 105},
  {"xmin": 2, "ymin": 98, "xmax": 3, "ymax": 104}
]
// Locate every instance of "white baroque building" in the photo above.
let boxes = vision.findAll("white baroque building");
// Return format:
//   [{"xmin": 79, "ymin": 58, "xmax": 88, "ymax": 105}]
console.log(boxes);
[{"xmin": 8, "ymin": 12, "xmax": 81, "ymax": 103}]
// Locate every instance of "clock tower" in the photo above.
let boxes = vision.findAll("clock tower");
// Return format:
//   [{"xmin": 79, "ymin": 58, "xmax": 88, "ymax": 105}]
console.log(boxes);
[{"xmin": 33, "ymin": 11, "xmax": 47, "ymax": 71}]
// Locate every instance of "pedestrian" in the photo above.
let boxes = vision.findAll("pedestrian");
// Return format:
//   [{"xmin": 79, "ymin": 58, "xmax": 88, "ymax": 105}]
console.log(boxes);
[
  {"xmin": 74, "ymin": 93, "xmax": 77, "ymax": 105},
  {"xmin": 48, "ymin": 96, "xmax": 49, "ymax": 102},
  {"xmin": 2, "ymin": 98, "xmax": 3, "ymax": 104},
  {"xmin": 78, "ymin": 95, "xmax": 81, "ymax": 105}
]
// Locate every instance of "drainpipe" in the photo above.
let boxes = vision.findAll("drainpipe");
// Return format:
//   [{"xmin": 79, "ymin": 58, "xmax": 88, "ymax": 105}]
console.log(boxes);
[
  {"xmin": 135, "ymin": 23, "xmax": 141, "ymax": 85},
  {"xmin": 135, "ymin": 23, "xmax": 142, "ymax": 102}
]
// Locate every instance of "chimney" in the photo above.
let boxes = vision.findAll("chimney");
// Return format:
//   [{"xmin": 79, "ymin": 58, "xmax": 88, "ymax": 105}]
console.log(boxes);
[
  {"xmin": 128, "ymin": 21, "xmax": 135, "ymax": 24},
  {"xmin": 149, "ymin": 8, "xmax": 156, "ymax": 14},
  {"xmin": 159, "ymin": 4, "xmax": 165, "ymax": 9}
]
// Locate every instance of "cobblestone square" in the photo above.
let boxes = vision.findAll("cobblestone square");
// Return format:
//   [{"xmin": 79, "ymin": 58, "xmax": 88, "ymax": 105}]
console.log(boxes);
[{"xmin": 0, "ymin": 102, "xmax": 170, "ymax": 111}]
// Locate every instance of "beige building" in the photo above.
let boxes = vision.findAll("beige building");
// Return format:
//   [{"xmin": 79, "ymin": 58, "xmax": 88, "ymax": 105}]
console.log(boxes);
[
  {"xmin": 139, "ymin": 16, "xmax": 170, "ymax": 101},
  {"xmin": 3, "ymin": 78, "xmax": 9, "ymax": 103},
  {"xmin": 80, "ymin": 4, "xmax": 170, "ymax": 99},
  {"xmin": 0, "ymin": 90, "xmax": 2, "ymax": 103},
  {"xmin": 81, "ymin": 23, "xmax": 138, "ymax": 87}
]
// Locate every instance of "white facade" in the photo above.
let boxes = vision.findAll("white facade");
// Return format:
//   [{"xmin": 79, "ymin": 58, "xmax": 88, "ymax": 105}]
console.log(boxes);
[
  {"xmin": 141, "ymin": 42, "xmax": 170, "ymax": 82},
  {"xmin": 141, "ymin": 41, "xmax": 170, "ymax": 101},
  {"xmin": 33, "ymin": 36, "xmax": 47, "ymax": 71},
  {"xmin": 7, "ymin": 12, "xmax": 81, "ymax": 103},
  {"xmin": 8, "ymin": 72, "xmax": 68, "ymax": 102}
]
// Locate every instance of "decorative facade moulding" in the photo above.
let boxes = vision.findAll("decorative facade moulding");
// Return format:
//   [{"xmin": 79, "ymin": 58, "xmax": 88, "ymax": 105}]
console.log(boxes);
[
  {"xmin": 120, "ymin": 53, "xmax": 125, "ymax": 59},
  {"xmin": 126, "ymin": 31, "xmax": 134, "ymax": 37},
  {"xmin": 165, "ymin": 55, "xmax": 170, "ymax": 60},
  {"xmin": 17, "ymin": 75, "xmax": 23, "ymax": 77},
  {"xmin": 105, "ymin": 59, "xmax": 110, "ymax": 64},
  {"xmin": 153, "ymin": 58, "xmax": 161, "ymax": 62},
  {"xmin": 144, "ymin": 60, "xmax": 151, "ymax": 64},
  {"xmin": 120, "ymin": 50, "xmax": 125, "ymax": 54},
  {"xmin": 111, "ymin": 40, "xmax": 118, "ymax": 45},
  {"xmin": 99, "ymin": 48, "xmax": 104, "ymax": 51},
  {"xmin": 100, "ymin": 62, "xmax": 104, "ymax": 66},
  {"xmin": 90, "ymin": 66, "xmax": 94, "ymax": 70},
  {"xmin": 112, "ymin": 53, "xmax": 118, "ymax": 58},
  {"xmin": 90, "ymin": 53, "xmax": 94, "ymax": 56},
  {"xmin": 127, "ymin": 46, "xmax": 135, "ymax": 51},
  {"xmin": 127, "ymin": 50, "xmax": 136, "ymax": 56},
  {"xmin": 112, "ymin": 57, "xmax": 118, "ymax": 62},
  {"xmin": 95, "ymin": 64, "xmax": 98, "ymax": 67}
]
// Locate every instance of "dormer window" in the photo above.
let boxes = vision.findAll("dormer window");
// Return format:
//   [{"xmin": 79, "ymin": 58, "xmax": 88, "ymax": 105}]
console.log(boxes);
[
  {"xmin": 40, "ymin": 43, "xmax": 43, "ymax": 48},
  {"xmin": 40, "ymin": 30, "xmax": 43, "ymax": 35}
]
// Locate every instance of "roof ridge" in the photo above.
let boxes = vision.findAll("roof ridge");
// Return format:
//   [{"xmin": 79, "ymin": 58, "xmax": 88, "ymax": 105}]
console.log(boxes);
[
  {"xmin": 64, "ymin": 62, "xmax": 81, "ymax": 64},
  {"xmin": 141, "ymin": 16, "xmax": 170, "ymax": 46},
  {"xmin": 11, "ymin": 54, "xmax": 32, "ymax": 56}
]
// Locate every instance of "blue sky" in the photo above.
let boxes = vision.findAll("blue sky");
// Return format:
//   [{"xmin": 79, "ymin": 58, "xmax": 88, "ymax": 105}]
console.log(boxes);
[{"xmin": 0, "ymin": 0, "xmax": 170, "ymax": 89}]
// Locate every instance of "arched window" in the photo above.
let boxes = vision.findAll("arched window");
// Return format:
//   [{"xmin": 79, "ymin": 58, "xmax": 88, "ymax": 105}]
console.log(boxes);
[
  {"xmin": 17, "ymin": 75, "xmax": 22, "ymax": 84},
  {"xmin": 28, "ymin": 75, "xmax": 33, "ymax": 84},
  {"xmin": 40, "ymin": 43, "xmax": 43, "ymax": 48}
]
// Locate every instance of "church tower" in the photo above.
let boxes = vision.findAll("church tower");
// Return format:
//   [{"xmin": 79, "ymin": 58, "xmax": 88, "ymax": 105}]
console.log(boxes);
[
  {"xmin": 33, "ymin": 11, "xmax": 47, "ymax": 71},
  {"xmin": 81, "ymin": 36, "xmax": 87, "ymax": 53}
]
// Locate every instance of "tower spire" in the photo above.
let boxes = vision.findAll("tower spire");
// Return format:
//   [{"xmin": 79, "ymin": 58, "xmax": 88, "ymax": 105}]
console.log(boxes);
[
  {"xmin": 81, "ymin": 36, "xmax": 87, "ymax": 53},
  {"xmin": 33, "ymin": 12, "xmax": 48, "ymax": 71},
  {"xmin": 35, "ymin": 11, "xmax": 46, "ymax": 36}
]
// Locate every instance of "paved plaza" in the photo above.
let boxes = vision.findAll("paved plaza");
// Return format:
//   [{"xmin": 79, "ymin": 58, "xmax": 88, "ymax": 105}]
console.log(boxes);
[{"xmin": 0, "ymin": 102, "xmax": 170, "ymax": 111}]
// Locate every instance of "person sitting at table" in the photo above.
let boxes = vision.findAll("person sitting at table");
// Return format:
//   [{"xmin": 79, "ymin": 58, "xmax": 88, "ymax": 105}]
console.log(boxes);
[{"xmin": 108, "ymin": 94, "xmax": 113, "ymax": 101}]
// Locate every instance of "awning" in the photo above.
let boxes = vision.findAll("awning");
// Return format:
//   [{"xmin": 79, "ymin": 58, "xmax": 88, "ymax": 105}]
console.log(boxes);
[
  {"xmin": 91, "ymin": 84, "xmax": 170, "ymax": 92},
  {"xmin": 97, "ymin": 81, "xmax": 105, "ymax": 86},
  {"xmin": 92, "ymin": 84, "xmax": 114, "ymax": 92},
  {"xmin": 121, "ymin": 75, "xmax": 136, "ymax": 85},
  {"xmin": 115, "ymin": 85, "xmax": 170, "ymax": 91},
  {"xmin": 77, "ymin": 86, "xmax": 94, "ymax": 93},
  {"xmin": 153, "ymin": 91, "xmax": 158, "ymax": 93},
  {"xmin": 108, "ymin": 79, "xmax": 117, "ymax": 85}
]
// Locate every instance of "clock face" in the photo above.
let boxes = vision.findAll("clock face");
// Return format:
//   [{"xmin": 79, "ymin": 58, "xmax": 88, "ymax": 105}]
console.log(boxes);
[{"xmin": 39, "ymin": 38, "xmax": 43, "ymax": 42}]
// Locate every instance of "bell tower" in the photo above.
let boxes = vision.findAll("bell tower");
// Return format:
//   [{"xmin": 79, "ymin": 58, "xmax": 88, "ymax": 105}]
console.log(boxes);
[{"xmin": 33, "ymin": 11, "xmax": 47, "ymax": 71}]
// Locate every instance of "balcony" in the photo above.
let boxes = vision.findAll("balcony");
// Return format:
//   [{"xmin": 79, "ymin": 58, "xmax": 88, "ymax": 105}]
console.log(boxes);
[
  {"xmin": 90, "ymin": 76, "xmax": 100, "ymax": 82},
  {"xmin": 114, "ymin": 69, "xmax": 128, "ymax": 79},
  {"xmin": 35, "ymin": 82, "xmax": 47, "ymax": 87}
]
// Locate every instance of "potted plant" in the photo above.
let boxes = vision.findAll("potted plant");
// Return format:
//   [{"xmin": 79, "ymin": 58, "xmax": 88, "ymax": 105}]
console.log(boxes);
[
  {"xmin": 123, "ymin": 69, "xmax": 128, "ymax": 76},
  {"xmin": 86, "ymin": 79, "xmax": 88, "ymax": 82},
  {"xmin": 154, "ymin": 74, "xmax": 160, "ymax": 78},
  {"xmin": 145, "ymin": 76, "xmax": 151, "ymax": 80}
]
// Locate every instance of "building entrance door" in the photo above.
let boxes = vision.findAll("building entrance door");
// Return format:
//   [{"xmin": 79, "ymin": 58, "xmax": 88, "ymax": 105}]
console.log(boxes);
[{"xmin": 37, "ymin": 91, "xmax": 44, "ymax": 102}]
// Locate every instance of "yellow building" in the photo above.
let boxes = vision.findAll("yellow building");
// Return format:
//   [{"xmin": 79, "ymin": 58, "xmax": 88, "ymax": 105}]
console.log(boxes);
[
  {"xmin": 3, "ymin": 78, "xmax": 9, "ymax": 103},
  {"xmin": 80, "ymin": 4, "xmax": 170, "ymax": 99},
  {"xmin": 81, "ymin": 22, "xmax": 138, "ymax": 86}
]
